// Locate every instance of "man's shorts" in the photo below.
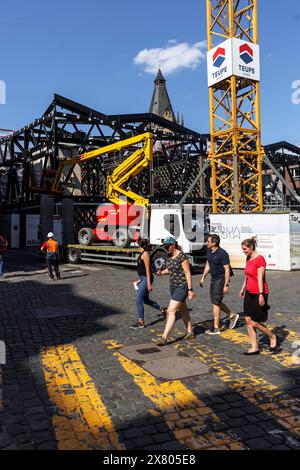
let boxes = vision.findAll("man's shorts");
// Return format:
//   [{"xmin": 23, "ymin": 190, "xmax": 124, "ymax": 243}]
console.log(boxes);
[{"xmin": 210, "ymin": 278, "xmax": 225, "ymax": 306}]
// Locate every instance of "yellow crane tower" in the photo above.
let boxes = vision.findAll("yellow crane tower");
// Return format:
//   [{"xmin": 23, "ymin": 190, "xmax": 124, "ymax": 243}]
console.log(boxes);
[{"xmin": 206, "ymin": 0, "xmax": 263, "ymax": 213}]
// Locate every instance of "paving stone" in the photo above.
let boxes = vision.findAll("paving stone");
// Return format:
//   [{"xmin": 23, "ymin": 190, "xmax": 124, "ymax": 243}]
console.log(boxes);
[
  {"xmin": 147, "ymin": 416, "xmax": 165, "ymax": 425},
  {"xmin": 258, "ymin": 421, "xmax": 280, "ymax": 432},
  {"xmin": 227, "ymin": 408, "xmax": 246, "ymax": 418},
  {"xmin": 242, "ymin": 405, "xmax": 259, "ymax": 415},
  {"xmin": 223, "ymin": 394, "xmax": 241, "ymax": 403},
  {"xmin": 289, "ymin": 388, "xmax": 300, "ymax": 398},
  {"xmin": 155, "ymin": 423, "xmax": 171, "ymax": 433},
  {"xmin": 243, "ymin": 424, "xmax": 267, "ymax": 438},
  {"xmin": 140, "ymin": 425, "xmax": 157, "ymax": 435},
  {"xmin": 37, "ymin": 441, "xmax": 57, "ymax": 450},
  {"xmin": 271, "ymin": 445, "xmax": 293, "ymax": 450},
  {"xmin": 265, "ymin": 435, "xmax": 284, "ymax": 445},
  {"xmin": 18, "ymin": 443, "xmax": 36, "ymax": 450},
  {"xmin": 245, "ymin": 415, "xmax": 260, "ymax": 424},
  {"xmin": 245, "ymin": 437, "xmax": 272, "ymax": 450},
  {"xmin": 6, "ymin": 423, "xmax": 27, "ymax": 435},
  {"xmin": 1, "ymin": 254, "xmax": 300, "ymax": 452},
  {"xmin": 25, "ymin": 406, "xmax": 45, "ymax": 415},
  {"xmin": 212, "ymin": 403, "xmax": 231, "ymax": 412},
  {"xmin": 0, "ymin": 434, "xmax": 12, "ymax": 449},
  {"xmin": 225, "ymin": 417, "xmax": 248, "ymax": 428},
  {"xmin": 134, "ymin": 437, "xmax": 155, "ymax": 448},
  {"xmin": 153, "ymin": 433, "xmax": 172, "ymax": 443},
  {"xmin": 123, "ymin": 428, "xmax": 144, "ymax": 440},
  {"xmin": 29, "ymin": 420, "xmax": 50, "ymax": 432},
  {"xmin": 122, "ymin": 440, "xmax": 138, "ymax": 450}
]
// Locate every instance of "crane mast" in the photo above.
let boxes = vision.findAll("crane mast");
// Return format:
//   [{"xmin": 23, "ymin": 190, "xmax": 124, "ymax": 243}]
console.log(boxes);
[{"xmin": 206, "ymin": 0, "xmax": 263, "ymax": 213}]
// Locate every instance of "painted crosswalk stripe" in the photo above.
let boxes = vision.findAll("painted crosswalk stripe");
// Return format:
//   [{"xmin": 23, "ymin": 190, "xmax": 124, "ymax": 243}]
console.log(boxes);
[
  {"xmin": 221, "ymin": 324, "xmax": 300, "ymax": 368},
  {"xmin": 193, "ymin": 319, "xmax": 300, "ymax": 369},
  {"xmin": 174, "ymin": 341, "xmax": 300, "ymax": 441},
  {"xmin": 41, "ymin": 344, "xmax": 123, "ymax": 450},
  {"xmin": 104, "ymin": 340, "xmax": 246, "ymax": 450}
]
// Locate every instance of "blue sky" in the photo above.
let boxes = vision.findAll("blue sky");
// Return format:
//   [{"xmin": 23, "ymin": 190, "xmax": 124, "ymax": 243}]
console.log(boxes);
[{"xmin": 0, "ymin": 0, "xmax": 300, "ymax": 145}]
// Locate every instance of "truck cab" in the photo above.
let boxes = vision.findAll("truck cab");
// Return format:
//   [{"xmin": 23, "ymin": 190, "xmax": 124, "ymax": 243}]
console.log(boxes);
[{"xmin": 149, "ymin": 204, "xmax": 208, "ymax": 269}]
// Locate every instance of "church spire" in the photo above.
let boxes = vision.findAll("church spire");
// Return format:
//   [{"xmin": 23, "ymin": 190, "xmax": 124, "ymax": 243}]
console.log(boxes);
[
  {"xmin": 154, "ymin": 68, "xmax": 166, "ymax": 83},
  {"xmin": 149, "ymin": 69, "xmax": 175, "ymax": 122}
]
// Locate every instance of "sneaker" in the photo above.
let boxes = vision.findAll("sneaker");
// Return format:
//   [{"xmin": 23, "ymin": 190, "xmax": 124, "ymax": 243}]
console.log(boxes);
[
  {"xmin": 130, "ymin": 321, "xmax": 145, "ymax": 329},
  {"xmin": 153, "ymin": 337, "xmax": 167, "ymax": 346},
  {"xmin": 205, "ymin": 328, "xmax": 221, "ymax": 336},
  {"xmin": 158, "ymin": 307, "xmax": 167, "ymax": 320},
  {"xmin": 228, "ymin": 313, "xmax": 239, "ymax": 330},
  {"xmin": 183, "ymin": 332, "xmax": 195, "ymax": 341},
  {"xmin": 57, "ymin": 274, "xmax": 61, "ymax": 280}
]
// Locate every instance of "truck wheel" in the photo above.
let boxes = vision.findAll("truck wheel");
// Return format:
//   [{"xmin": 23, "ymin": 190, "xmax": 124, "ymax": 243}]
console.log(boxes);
[
  {"xmin": 151, "ymin": 249, "xmax": 167, "ymax": 273},
  {"xmin": 78, "ymin": 228, "xmax": 95, "ymax": 246},
  {"xmin": 113, "ymin": 228, "xmax": 130, "ymax": 248},
  {"xmin": 67, "ymin": 248, "xmax": 81, "ymax": 264}
]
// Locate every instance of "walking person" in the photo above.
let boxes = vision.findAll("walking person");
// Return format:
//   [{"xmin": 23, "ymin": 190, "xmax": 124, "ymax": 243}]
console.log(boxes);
[
  {"xmin": 40, "ymin": 232, "xmax": 61, "ymax": 281},
  {"xmin": 199, "ymin": 234, "xmax": 239, "ymax": 335},
  {"xmin": 131, "ymin": 239, "xmax": 166, "ymax": 329},
  {"xmin": 153, "ymin": 236, "xmax": 195, "ymax": 346},
  {"xmin": 0, "ymin": 233, "xmax": 8, "ymax": 278},
  {"xmin": 240, "ymin": 237, "xmax": 277, "ymax": 355}
]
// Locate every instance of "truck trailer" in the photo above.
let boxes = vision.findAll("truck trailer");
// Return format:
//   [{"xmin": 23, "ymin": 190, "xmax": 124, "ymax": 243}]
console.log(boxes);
[{"xmin": 66, "ymin": 203, "xmax": 208, "ymax": 270}]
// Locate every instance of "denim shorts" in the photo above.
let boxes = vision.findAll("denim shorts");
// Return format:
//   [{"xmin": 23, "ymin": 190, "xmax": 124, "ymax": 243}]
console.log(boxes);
[{"xmin": 170, "ymin": 286, "xmax": 188, "ymax": 302}]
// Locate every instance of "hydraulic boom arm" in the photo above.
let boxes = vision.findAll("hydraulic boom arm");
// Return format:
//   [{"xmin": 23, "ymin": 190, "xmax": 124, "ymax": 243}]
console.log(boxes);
[{"xmin": 51, "ymin": 132, "xmax": 153, "ymax": 206}]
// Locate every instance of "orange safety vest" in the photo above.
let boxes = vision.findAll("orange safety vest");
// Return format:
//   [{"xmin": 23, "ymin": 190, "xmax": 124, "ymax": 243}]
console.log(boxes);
[{"xmin": 46, "ymin": 239, "xmax": 58, "ymax": 253}]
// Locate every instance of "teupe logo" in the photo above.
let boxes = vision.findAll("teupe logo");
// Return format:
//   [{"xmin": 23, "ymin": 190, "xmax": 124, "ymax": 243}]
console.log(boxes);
[
  {"xmin": 213, "ymin": 47, "xmax": 226, "ymax": 68},
  {"xmin": 239, "ymin": 43, "xmax": 253, "ymax": 64}
]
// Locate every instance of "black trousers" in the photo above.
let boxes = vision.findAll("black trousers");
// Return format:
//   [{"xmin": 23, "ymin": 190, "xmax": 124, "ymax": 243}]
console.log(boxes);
[{"xmin": 46, "ymin": 254, "xmax": 60, "ymax": 278}]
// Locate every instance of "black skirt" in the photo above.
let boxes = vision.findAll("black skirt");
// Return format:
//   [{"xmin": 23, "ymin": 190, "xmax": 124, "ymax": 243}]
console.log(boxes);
[{"xmin": 243, "ymin": 290, "xmax": 270, "ymax": 322}]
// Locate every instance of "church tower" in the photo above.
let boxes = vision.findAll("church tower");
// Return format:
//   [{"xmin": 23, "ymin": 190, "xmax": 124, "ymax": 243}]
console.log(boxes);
[{"xmin": 149, "ymin": 69, "xmax": 177, "ymax": 122}]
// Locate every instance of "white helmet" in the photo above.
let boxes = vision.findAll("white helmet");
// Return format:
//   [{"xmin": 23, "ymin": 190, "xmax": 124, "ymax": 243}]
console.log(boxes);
[{"xmin": 47, "ymin": 232, "xmax": 54, "ymax": 238}]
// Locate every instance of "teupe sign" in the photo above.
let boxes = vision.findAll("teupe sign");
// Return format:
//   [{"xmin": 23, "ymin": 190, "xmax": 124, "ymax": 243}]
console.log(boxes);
[{"xmin": 207, "ymin": 38, "xmax": 260, "ymax": 87}]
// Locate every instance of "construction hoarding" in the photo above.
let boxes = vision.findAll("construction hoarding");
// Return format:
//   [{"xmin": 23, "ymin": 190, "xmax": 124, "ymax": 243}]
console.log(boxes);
[{"xmin": 209, "ymin": 213, "xmax": 300, "ymax": 271}]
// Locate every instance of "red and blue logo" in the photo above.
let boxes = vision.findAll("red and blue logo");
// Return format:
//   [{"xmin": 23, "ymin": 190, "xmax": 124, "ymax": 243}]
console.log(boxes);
[
  {"xmin": 213, "ymin": 47, "xmax": 226, "ymax": 68},
  {"xmin": 239, "ymin": 43, "xmax": 253, "ymax": 64}
]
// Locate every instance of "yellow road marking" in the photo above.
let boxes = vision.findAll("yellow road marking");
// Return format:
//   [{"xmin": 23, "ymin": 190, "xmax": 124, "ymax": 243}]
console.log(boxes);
[
  {"xmin": 221, "ymin": 323, "xmax": 300, "ymax": 368},
  {"xmin": 174, "ymin": 341, "xmax": 300, "ymax": 439},
  {"xmin": 41, "ymin": 344, "xmax": 123, "ymax": 450},
  {"xmin": 192, "ymin": 319, "xmax": 300, "ymax": 369},
  {"xmin": 105, "ymin": 340, "xmax": 246, "ymax": 450}
]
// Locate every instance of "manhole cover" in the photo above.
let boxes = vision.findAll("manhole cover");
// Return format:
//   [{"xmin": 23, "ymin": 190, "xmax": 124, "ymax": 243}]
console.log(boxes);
[
  {"xmin": 32, "ymin": 306, "xmax": 82, "ymax": 318},
  {"xmin": 119, "ymin": 343, "xmax": 176, "ymax": 362},
  {"xmin": 142, "ymin": 356, "xmax": 210, "ymax": 380}
]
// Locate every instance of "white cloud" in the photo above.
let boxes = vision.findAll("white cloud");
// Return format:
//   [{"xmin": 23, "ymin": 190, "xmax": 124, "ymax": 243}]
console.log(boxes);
[{"xmin": 133, "ymin": 40, "xmax": 207, "ymax": 75}]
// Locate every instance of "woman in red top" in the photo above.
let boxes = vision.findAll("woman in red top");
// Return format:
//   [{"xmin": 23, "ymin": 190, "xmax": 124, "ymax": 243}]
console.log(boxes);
[{"xmin": 239, "ymin": 238, "xmax": 277, "ymax": 355}]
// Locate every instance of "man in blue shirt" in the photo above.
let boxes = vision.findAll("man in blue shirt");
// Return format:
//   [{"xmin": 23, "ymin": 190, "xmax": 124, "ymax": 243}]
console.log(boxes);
[{"xmin": 199, "ymin": 234, "xmax": 239, "ymax": 335}]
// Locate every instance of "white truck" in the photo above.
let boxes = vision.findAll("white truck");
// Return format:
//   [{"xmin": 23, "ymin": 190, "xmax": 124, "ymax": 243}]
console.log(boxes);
[{"xmin": 66, "ymin": 203, "xmax": 209, "ymax": 270}]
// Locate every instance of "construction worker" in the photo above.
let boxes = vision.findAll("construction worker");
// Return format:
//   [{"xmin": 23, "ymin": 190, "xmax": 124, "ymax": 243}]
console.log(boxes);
[
  {"xmin": 41, "ymin": 232, "xmax": 61, "ymax": 280},
  {"xmin": 0, "ymin": 233, "xmax": 8, "ymax": 278}
]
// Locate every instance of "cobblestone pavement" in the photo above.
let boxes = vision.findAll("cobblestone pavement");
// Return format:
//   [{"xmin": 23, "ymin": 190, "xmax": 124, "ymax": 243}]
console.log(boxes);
[{"xmin": 0, "ymin": 249, "xmax": 300, "ymax": 450}]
